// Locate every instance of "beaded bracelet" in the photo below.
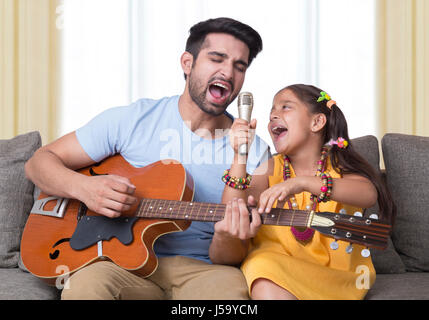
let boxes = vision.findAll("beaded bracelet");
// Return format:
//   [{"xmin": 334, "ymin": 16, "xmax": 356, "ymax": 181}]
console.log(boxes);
[
  {"xmin": 317, "ymin": 172, "xmax": 333, "ymax": 203},
  {"xmin": 222, "ymin": 169, "xmax": 252, "ymax": 190}
]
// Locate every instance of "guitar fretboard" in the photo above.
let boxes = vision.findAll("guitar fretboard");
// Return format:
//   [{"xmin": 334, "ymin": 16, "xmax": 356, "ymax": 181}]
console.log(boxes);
[{"xmin": 136, "ymin": 199, "xmax": 311, "ymax": 227}]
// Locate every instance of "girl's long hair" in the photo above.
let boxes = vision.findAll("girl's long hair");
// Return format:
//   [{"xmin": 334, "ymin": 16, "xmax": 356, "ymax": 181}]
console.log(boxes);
[{"xmin": 284, "ymin": 84, "xmax": 396, "ymax": 223}]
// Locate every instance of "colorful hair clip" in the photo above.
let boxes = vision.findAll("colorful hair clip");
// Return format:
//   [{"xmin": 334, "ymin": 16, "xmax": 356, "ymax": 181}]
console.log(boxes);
[
  {"xmin": 326, "ymin": 100, "xmax": 336, "ymax": 110},
  {"xmin": 328, "ymin": 137, "xmax": 349, "ymax": 149},
  {"xmin": 317, "ymin": 91, "xmax": 336, "ymax": 110},
  {"xmin": 317, "ymin": 91, "xmax": 331, "ymax": 103}
]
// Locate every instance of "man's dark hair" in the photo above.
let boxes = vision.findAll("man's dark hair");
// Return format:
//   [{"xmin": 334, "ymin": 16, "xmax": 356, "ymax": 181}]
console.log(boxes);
[{"xmin": 185, "ymin": 17, "xmax": 263, "ymax": 69}]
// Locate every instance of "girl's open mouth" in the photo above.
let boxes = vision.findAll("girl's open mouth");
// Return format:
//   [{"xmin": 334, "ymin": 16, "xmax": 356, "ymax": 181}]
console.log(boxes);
[{"xmin": 271, "ymin": 125, "xmax": 288, "ymax": 140}]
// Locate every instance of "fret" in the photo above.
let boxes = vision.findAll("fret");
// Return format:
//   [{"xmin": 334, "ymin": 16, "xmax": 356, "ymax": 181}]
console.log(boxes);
[
  {"xmin": 290, "ymin": 209, "xmax": 295, "ymax": 226},
  {"xmin": 213, "ymin": 204, "xmax": 226, "ymax": 221},
  {"xmin": 203, "ymin": 203, "xmax": 211, "ymax": 222},
  {"xmin": 188, "ymin": 201, "xmax": 195, "ymax": 220},
  {"xmin": 166, "ymin": 199, "xmax": 174, "ymax": 217},
  {"xmin": 151, "ymin": 199, "xmax": 158, "ymax": 217},
  {"xmin": 160, "ymin": 199, "xmax": 167, "ymax": 217},
  {"xmin": 154, "ymin": 199, "xmax": 161, "ymax": 217},
  {"xmin": 173, "ymin": 200, "xmax": 180, "ymax": 214},
  {"xmin": 165, "ymin": 199, "xmax": 172, "ymax": 217},
  {"xmin": 194, "ymin": 201, "xmax": 201, "ymax": 221},
  {"xmin": 276, "ymin": 208, "xmax": 281, "ymax": 226},
  {"xmin": 142, "ymin": 199, "xmax": 149, "ymax": 217},
  {"xmin": 152, "ymin": 199, "xmax": 159, "ymax": 217},
  {"xmin": 136, "ymin": 200, "xmax": 143, "ymax": 217},
  {"xmin": 268, "ymin": 210, "xmax": 280, "ymax": 225},
  {"xmin": 261, "ymin": 212, "xmax": 267, "ymax": 225},
  {"xmin": 182, "ymin": 201, "xmax": 191, "ymax": 219},
  {"xmin": 177, "ymin": 201, "xmax": 183, "ymax": 219},
  {"xmin": 140, "ymin": 199, "xmax": 148, "ymax": 218},
  {"xmin": 305, "ymin": 209, "xmax": 309, "ymax": 227}
]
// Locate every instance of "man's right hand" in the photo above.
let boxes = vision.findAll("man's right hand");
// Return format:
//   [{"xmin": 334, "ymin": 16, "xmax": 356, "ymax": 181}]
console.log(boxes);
[
  {"xmin": 78, "ymin": 174, "xmax": 138, "ymax": 218},
  {"xmin": 25, "ymin": 131, "xmax": 139, "ymax": 219}
]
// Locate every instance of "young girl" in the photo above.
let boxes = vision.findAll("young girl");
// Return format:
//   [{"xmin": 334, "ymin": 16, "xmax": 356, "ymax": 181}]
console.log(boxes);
[{"xmin": 221, "ymin": 84, "xmax": 395, "ymax": 300}]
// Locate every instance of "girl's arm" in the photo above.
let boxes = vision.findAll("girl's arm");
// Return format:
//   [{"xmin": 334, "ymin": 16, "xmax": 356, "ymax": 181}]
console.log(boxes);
[
  {"xmin": 221, "ymin": 117, "xmax": 272, "ymax": 204},
  {"xmin": 221, "ymin": 157, "xmax": 272, "ymax": 204},
  {"xmin": 257, "ymin": 173, "xmax": 378, "ymax": 214}
]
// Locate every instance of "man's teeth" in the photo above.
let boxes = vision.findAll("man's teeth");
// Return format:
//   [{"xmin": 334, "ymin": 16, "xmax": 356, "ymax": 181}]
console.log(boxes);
[{"xmin": 213, "ymin": 83, "xmax": 228, "ymax": 90}]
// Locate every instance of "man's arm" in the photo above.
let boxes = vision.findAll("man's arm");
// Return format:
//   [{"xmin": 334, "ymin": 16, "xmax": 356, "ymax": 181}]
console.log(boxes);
[
  {"xmin": 209, "ymin": 196, "xmax": 261, "ymax": 265},
  {"xmin": 25, "ymin": 132, "xmax": 137, "ymax": 218}
]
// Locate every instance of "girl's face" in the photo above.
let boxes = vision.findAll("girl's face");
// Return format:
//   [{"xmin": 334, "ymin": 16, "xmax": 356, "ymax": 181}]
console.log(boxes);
[{"xmin": 268, "ymin": 89, "xmax": 315, "ymax": 155}]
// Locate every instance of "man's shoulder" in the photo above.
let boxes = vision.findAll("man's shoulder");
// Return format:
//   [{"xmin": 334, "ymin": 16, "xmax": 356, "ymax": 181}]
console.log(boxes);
[
  {"xmin": 132, "ymin": 95, "xmax": 180, "ymax": 111},
  {"xmin": 97, "ymin": 95, "xmax": 180, "ymax": 123}
]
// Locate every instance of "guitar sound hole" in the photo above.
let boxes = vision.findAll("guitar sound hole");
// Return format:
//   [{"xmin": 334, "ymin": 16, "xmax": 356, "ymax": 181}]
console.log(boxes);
[
  {"xmin": 49, "ymin": 238, "xmax": 71, "ymax": 260},
  {"xmin": 49, "ymin": 250, "xmax": 60, "ymax": 260}
]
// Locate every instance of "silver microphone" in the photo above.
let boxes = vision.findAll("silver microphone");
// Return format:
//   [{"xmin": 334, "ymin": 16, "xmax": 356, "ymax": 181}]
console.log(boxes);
[{"xmin": 237, "ymin": 92, "xmax": 254, "ymax": 155}]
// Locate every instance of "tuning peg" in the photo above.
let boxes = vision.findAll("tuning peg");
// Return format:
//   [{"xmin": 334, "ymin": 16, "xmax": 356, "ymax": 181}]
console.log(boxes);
[
  {"xmin": 346, "ymin": 244, "xmax": 353, "ymax": 254},
  {"xmin": 339, "ymin": 208, "xmax": 347, "ymax": 215},
  {"xmin": 369, "ymin": 213, "xmax": 379, "ymax": 220},
  {"xmin": 361, "ymin": 248, "xmax": 371, "ymax": 258},
  {"xmin": 353, "ymin": 211, "xmax": 363, "ymax": 217},
  {"xmin": 330, "ymin": 240, "xmax": 339, "ymax": 250}
]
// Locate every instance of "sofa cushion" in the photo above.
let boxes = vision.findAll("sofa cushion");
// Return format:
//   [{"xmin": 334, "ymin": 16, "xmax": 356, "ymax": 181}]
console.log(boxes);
[
  {"xmin": 382, "ymin": 134, "xmax": 429, "ymax": 272},
  {"xmin": 365, "ymin": 272, "xmax": 429, "ymax": 300},
  {"xmin": 0, "ymin": 268, "xmax": 60, "ymax": 300},
  {"xmin": 0, "ymin": 131, "xmax": 41, "ymax": 267},
  {"xmin": 351, "ymin": 135, "xmax": 405, "ymax": 274}
]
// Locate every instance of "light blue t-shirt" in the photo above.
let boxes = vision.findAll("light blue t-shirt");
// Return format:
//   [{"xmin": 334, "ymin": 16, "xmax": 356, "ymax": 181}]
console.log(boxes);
[{"xmin": 76, "ymin": 95, "xmax": 270, "ymax": 263}]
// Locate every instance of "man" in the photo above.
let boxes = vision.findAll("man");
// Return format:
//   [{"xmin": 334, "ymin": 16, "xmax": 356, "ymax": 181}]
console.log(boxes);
[{"xmin": 25, "ymin": 17, "xmax": 270, "ymax": 300}]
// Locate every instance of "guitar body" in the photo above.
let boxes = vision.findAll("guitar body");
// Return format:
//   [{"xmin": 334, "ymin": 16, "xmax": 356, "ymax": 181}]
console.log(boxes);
[{"xmin": 20, "ymin": 156, "xmax": 194, "ymax": 284}]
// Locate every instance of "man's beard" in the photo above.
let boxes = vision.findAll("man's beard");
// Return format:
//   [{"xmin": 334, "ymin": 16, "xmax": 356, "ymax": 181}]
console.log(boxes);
[{"xmin": 188, "ymin": 72, "xmax": 235, "ymax": 117}]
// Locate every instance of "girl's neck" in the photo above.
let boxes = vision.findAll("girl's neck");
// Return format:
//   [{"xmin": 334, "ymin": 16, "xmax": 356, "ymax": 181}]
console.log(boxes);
[{"xmin": 287, "ymin": 143, "xmax": 324, "ymax": 176}]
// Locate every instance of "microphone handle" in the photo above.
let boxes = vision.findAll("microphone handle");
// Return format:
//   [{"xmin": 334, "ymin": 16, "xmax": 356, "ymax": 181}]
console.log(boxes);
[{"xmin": 238, "ymin": 106, "xmax": 252, "ymax": 155}]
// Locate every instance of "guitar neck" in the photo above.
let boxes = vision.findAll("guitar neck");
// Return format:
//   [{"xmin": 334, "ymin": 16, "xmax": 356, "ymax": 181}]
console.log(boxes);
[{"xmin": 136, "ymin": 198, "xmax": 311, "ymax": 227}]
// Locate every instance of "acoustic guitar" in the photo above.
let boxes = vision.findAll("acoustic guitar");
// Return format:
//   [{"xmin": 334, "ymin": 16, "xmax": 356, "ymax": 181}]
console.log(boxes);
[{"xmin": 20, "ymin": 155, "xmax": 391, "ymax": 285}]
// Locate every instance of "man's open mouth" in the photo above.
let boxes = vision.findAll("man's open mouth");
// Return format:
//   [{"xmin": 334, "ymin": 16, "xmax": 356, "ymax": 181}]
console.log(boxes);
[{"xmin": 208, "ymin": 81, "xmax": 231, "ymax": 101}]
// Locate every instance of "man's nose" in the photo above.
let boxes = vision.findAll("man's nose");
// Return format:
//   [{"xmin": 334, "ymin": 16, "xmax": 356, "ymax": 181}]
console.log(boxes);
[{"xmin": 220, "ymin": 63, "xmax": 234, "ymax": 81}]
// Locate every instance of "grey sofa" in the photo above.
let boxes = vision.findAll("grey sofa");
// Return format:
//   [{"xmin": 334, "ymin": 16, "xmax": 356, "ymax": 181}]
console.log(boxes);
[{"xmin": 0, "ymin": 131, "xmax": 428, "ymax": 300}]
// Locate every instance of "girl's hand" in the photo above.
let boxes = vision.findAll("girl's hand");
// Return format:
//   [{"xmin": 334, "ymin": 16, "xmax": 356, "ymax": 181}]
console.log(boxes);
[
  {"xmin": 229, "ymin": 118, "xmax": 257, "ymax": 155},
  {"xmin": 258, "ymin": 178, "xmax": 305, "ymax": 213}
]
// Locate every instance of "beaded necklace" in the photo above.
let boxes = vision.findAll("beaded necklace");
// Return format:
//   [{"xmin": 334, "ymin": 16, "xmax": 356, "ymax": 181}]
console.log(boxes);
[{"xmin": 283, "ymin": 147, "xmax": 329, "ymax": 245}]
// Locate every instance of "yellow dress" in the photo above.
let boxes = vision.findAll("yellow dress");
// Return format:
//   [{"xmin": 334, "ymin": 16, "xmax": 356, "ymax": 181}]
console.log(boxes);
[{"xmin": 241, "ymin": 154, "xmax": 376, "ymax": 300}]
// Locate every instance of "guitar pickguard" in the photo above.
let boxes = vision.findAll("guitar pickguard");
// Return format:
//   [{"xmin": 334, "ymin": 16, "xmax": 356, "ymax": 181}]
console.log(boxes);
[{"xmin": 70, "ymin": 216, "xmax": 138, "ymax": 250}]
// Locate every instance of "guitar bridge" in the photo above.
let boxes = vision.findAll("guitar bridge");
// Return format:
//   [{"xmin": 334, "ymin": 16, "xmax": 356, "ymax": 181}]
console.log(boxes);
[{"xmin": 31, "ymin": 197, "xmax": 69, "ymax": 218}]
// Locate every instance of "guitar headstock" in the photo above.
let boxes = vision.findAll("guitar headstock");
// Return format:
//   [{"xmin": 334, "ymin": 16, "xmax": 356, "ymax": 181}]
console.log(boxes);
[{"xmin": 311, "ymin": 210, "xmax": 391, "ymax": 255}]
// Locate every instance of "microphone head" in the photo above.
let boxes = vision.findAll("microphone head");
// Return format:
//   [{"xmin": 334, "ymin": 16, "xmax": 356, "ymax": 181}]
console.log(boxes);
[
  {"xmin": 237, "ymin": 92, "xmax": 254, "ymax": 156},
  {"xmin": 238, "ymin": 92, "xmax": 253, "ymax": 108}
]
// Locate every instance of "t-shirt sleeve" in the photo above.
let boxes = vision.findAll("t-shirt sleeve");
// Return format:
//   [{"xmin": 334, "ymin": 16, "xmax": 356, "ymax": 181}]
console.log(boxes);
[{"xmin": 75, "ymin": 106, "xmax": 131, "ymax": 162}]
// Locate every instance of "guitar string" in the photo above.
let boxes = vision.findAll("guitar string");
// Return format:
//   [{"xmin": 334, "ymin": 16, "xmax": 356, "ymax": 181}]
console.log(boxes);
[
  {"xmin": 136, "ymin": 200, "xmax": 384, "ymax": 244},
  {"xmin": 138, "ymin": 199, "xmax": 315, "ymax": 226}
]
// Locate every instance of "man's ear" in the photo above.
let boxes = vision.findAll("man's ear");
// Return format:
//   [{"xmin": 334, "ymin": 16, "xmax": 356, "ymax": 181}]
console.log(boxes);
[
  {"xmin": 311, "ymin": 113, "xmax": 327, "ymax": 133},
  {"xmin": 181, "ymin": 52, "xmax": 194, "ymax": 77}
]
